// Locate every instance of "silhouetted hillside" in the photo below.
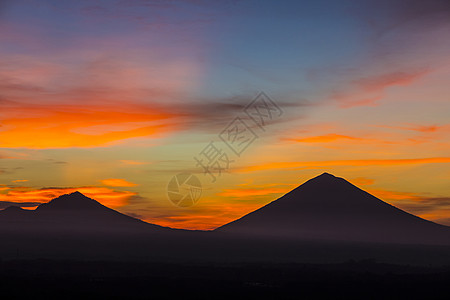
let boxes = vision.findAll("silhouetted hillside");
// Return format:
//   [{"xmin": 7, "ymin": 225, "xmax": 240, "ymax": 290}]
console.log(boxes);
[
  {"xmin": 0, "ymin": 191, "xmax": 174, "ymax": 235},
  {"xmin": 217, "ymin": 173, "xmax": 450, "ymax": 245},
  {"xmin": 0, "ymin": 176, "xmax": 449, "ymax": 265}
]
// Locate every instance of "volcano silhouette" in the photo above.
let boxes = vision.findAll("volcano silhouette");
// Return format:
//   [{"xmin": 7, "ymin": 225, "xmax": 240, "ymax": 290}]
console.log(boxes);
[
  {"xmin": 0, "ymin": 191, "xmax": 172, "ymax": 234},
  {"xmin": 1, "ymin": 175, "xmax": 449, "ymax": 246},
  {"xmin": 216, "ymin": 173, "xmax": 450, "ymax": 244}
]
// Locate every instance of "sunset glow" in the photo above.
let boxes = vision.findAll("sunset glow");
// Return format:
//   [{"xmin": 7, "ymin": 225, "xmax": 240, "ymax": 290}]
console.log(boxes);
[{"xmin": 1, "ymin": 0, "xmax": 449, "ymax": 230}]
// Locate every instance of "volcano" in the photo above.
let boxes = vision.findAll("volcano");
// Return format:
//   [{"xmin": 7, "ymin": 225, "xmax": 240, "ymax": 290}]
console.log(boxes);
[
  {"xmin": 0, "ymin": 191, "xmax": 172, "ymax": 235},
  {"xmin": 216, "ymin": 173, "xmax": 450, "ymax": 245}
]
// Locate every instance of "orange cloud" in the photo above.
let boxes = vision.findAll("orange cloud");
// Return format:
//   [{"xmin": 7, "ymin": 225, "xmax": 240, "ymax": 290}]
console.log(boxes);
[
  {"xmin": 0, "ymin": 101, "xmax": 180, "ymax": 148},
  {"xmin": 0, "ymin": 186, "xmax": 135, "ymax": 208},
  {"xmin": 101, "ymin": 178, "xmax": 138, "ymax": 187},
  {"xmin": 119, "ymin": 160, "xmax": 150, "ymax": 165},
  {"xmin": 350, "ymin": 177, "xmax": 375, "ymax": 186},
  {"xmin": 419, "ymin": 213, "xmax": 450, "ymax": 225},
  {"xmin": 218, "ymin": 187, "xmax": 291, "ymax": 198},
  {"xmin": 367, "ymin": 189, "xmax": 421, "ymax": 201},
  {"xmin": 377, "ymin": 124, "xmax": 445, "ymax": 133},
  {"xmin": 144, "ymin": 201, "xmax": 265, "ymax": 230},
  {"xmin": 286, "ymin": 134, "xmax": 367, "ymax": 143},
  {"xmin": 405, "ymin": 125, "xmax": 441, "ymax": 133},
  {"xmin": 238, "ymin": 157, "xmax": 450, "ymax": 173},
  {"xmin": 282, "ymin": 131, "xmax": 421, "ymax": 148},
  {"xmin": 12, "ymin": 179, "xmax": 29, "ymax": 183},
  {"xmin": 0, "ymin": 43, "xmax": 204, "ymax": 149},
  {"xmin": 144, "ymin": 215, "xmax": 223, "ymax": 231}
]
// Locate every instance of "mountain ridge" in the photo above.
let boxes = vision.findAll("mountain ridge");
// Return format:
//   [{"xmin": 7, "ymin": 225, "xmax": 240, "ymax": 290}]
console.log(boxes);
[
  {"xmin": 0, "ymin": 173, "xmax": 448, "ymax": 245},
  {"xmin": 216, "ymin": 172, "xmax": 450, "ymax": 245},
  {"xmin": 35, "ymin": 191, "xmax": 106, "ymax": 211},
  {"xmin": 0, "ymin": 191, "xmax": 175, "ymax": 234}
]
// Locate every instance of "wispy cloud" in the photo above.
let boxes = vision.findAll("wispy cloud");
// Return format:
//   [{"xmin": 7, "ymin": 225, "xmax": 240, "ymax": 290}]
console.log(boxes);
[
  {"xmin": 333, "ymin": 69, "xmax": 430, "ymax": 108},
  {"xmin": 0, "ymin": 201, "xmax": 41, "ymax": 210},
  {"xmin": 367, "ymin": 187, "xmax": 450, "ymax": 225},
  {"xmin": 284, "ymin": 134, "xmax": 372, "ymax": 144},
  {"xmin": 119, "ymin": 160, "xmax": 151, "ymax": 165},
  {"xmin": 349, "ymin": 177, "xmax": 375, "ymax": 186},
  {"xmin": 376, "ymin": 123, "xmax": 447, "ymax": 133},
  {"xmin": 101, "ymin": 178, "xmax": 138, "ymax": 187},
  {"xmin": 237, "ymin": 157, "xmax": 450, "ymax": 173}
]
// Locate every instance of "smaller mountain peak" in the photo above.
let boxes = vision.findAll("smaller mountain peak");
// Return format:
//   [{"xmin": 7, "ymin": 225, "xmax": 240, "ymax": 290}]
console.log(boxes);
[
  {"xmin": 318, "ymin": 172, "xmax": 336, "ymax": 178},
  {"xmin": 69, "ymin": 191, "xmax": 85, "ymax": 196},
  {"xmin": 36, "ymin": 192, "xmax": 104, "ymax": 211},
  {"xmin": 3, "ymin": 206, "xmax": 26, "ymax": 212},
  {"xmin": 299, "ymin": 172, "xmax": 346, "ymax": 188},
  {"xmin": 309, "ymin": 172, "xmax": 340, "ymax": 181},
  {"xmin": 0, "ymin": 206, "xmax": 29, "ymax": 217}
]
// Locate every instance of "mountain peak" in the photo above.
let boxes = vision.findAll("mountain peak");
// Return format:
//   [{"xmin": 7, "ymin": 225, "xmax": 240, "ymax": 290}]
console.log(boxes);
[
  {"xmin": 301, "ymin": 172, "xmax": 345, "ymax": 188},
  {"xmin": 217, "ymin": 173, "xmax": 450, "ymax": 244},
  {"xmin": 0, "ymin": 192, "xmax": 173, "ymax": 235},
  {"xmin": 314, "ymin": 172, "xmax": 337, "ymax": 179},
  {"xmin": 36, "ymin": 191, "xmax": 105, "ymax": 211},
  {"xmin": 70, "ymin": 191, "xmax": 84, "ymax": 196},
  {"xmin": 319, "ymin": 172, "xmax": 335, "ymax": 177}
]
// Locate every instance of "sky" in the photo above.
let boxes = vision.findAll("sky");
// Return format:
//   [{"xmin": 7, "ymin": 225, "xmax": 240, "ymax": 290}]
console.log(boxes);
[{"xmin": 1, "ymin": 0, "xmax": 450, "ymax": 229}]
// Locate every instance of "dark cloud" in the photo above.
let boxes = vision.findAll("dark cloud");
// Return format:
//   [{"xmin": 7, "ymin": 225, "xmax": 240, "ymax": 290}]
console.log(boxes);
[
  {"xmin": 46, "ymin": 159, "xmax": 68, "ymax": 165},
  {"xmin": 395, "ymin": 197, "xmax": 450, "ymax": 214},
  {"xmin": 170, "ymin": 94, "xmax": 307, "ymax": 133},
  {"xmin": 0, "ymin": 201, "xmax": 40, "ymax": 209},
  {"xmin": 434, "ymin": 218, "xmax": 450, "ymax": 226},
  {"xmin": 363, "ymin": 0, "xmax": 450, "ymax": 56},
  {"xmin": 126, "ymin": 194, "xmax": 150, "ymax": 205},
  {"xmin": 351, "ymin": 0, "xmax": 450, "ymax": 33},
  {"xmin": 0, "ymin": 166, "xmax": 22, "ymax": 175},
  {"xmin": 375, "ymin": 0, "xmax": 450, "ymax": 25},
  {"xmin": 121, "ymin": 211, "xmax": 145, "ymax": 220}
]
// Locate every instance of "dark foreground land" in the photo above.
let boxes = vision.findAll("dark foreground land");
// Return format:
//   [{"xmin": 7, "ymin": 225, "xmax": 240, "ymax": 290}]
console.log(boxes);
[
  {"xmin": 1, "ymin": 259, "xmax": 449, "ymax": 299},
  {"xmin": 1, "ymin": 187, "xmax": 450, "ymax": 299}
]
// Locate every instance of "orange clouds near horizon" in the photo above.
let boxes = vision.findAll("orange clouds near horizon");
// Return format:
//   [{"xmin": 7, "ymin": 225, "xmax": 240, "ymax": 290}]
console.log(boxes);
[
  {"xmin": 366, "ymin": 188, "xmax": 450, "ymax": 226},
  {"xmin": 11, "ymin": 179, "xmax": 29, "ymax": 183},
  {"xmin": 143, "ymin": 201, "xmax": 265, "ymax": 231},
  {"xmin": 218, "ymin": 186, "xmax": 292, "ymax": 198},
  {"xmin": 0, "ymin": 186, "xmax": 136, "ymax": 208},
  {"xmin": 101, "ymin": 178, "xmax": 138, "ymax": 187}
]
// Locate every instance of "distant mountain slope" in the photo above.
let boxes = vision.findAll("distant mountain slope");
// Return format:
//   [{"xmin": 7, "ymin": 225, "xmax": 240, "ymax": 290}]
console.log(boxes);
[
  {"xmin": 0, "ymin": 191, "xmax": 173, "ymax": 235},
  {"xmin": 0, "ymin": 184, "xmax": 449, "ymax": 264},
  {"xmin": 216, "ymin": 173, "xmax": 450, "ymax": 245}
]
